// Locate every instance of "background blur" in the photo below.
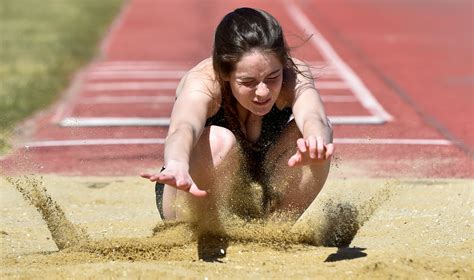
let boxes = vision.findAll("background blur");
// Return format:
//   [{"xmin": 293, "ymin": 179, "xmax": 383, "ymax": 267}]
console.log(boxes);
[{"xmin": 0, "ymin": 0, "xmax": 123, "ymax": 153}]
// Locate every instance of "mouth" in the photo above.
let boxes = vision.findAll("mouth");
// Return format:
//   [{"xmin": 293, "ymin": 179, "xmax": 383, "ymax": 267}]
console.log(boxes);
[{"xmin": 253, "ymin": 98, "xmax": 271, "ymax": 106}]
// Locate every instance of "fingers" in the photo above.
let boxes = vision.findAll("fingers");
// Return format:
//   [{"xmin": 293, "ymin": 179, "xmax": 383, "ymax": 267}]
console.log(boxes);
[
  {"xmin": 140, "ymin": 172, "xmax": 175, "ymax": 183},
  {"xmin": 140, "ymin": 172, "xmax": 161, "ymax": 182},
  {"xmin": 157, "ymin": 174, "xmax": 177, "ymax": 186},
  {"xmin": 302, "ymin": 136, "xmax": 325, "ymax": 159},
  {"xmin": 307, "ymin": 136, "xmax": 316, "ymax": 159},
  {"xmin": 325, "ymin": 143, "xmax": 335, "ymax": 159},
  {"xmin": 142, "ymin": 171, "xmax": 207, "ymax": 197},
  {"xmin": 288, "ymin": 136, "xmax": 334, "ymax": 167},
  {"xmin": 317, "ymin": 136, "xmax": 324, "ymax": 159},
  {"xmin": 189, "ymin": 184, "xmax": 208, "ymax": 197},
  {"xmin": 175, "ymin": 178, "xmax": 207, "ymax": 197},
  {"xmin": 162, "ymin": 178, "xmax": 206, "ymax": 197},
  {"xmin": 288, "ymin": 151, "xmax": 302, "ymax": 167},
  {"xmin": 296, "ymin": 138, "xmax": 307, "ymax": 153}
]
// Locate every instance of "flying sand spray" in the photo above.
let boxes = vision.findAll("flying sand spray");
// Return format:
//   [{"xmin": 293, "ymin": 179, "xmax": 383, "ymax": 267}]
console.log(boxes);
[{"xmin": 5, "ymin": 175, "xmax": 392, "ymax": 261}]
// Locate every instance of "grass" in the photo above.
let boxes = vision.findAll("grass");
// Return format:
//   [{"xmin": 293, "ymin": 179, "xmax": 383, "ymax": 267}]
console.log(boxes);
[{"xmin": 0, "ymin": 0, "xmax": 124, "ymax": 154}]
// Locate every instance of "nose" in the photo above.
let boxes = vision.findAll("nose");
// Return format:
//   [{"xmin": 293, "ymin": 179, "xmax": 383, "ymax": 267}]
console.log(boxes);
[{"xmin": 255, "ymin": 82, "xmax": 269, "ymax": 98}]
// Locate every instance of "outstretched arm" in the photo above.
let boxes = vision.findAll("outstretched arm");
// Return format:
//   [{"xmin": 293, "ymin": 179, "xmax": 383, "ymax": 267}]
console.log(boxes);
[
  {"xmin": 288, "ymin": 61, "xmax": 334, "ymax": 167},
  {"xmin": 141, "ymin": 68, "xmax": 216, "ymax": 197}
]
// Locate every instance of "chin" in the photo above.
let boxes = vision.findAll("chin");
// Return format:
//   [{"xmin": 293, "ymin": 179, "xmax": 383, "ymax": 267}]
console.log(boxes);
[{"xmin": 251, "ymin": 106, "xmax": 272, "ymax": 116}]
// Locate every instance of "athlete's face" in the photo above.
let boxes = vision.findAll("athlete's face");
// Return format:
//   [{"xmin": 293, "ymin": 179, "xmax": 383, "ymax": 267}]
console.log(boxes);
[{"xmin": 228, "ymin": 51, "xmax": 283, "ymax": 116}]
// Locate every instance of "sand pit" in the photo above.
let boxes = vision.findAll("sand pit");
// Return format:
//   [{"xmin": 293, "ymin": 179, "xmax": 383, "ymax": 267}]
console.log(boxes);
[{"xmin": 0, "ymin": 175, "xmax": 472, "ymax": 279}]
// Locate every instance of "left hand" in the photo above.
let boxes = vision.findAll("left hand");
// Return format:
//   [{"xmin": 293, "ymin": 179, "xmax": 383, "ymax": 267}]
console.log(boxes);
[
  {"xmin": 140, "ymin": 160, "xmax": 207, "ymax": 197},
  {"xmin": 287, "ymin": 135, "xmax": 334, "ymax": 167}
]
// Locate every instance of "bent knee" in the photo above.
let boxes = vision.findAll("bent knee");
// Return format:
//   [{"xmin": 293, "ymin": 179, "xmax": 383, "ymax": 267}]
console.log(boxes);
[{"xmin": 209, "ymin": 126, "xmax": 237, "ymax": 166}]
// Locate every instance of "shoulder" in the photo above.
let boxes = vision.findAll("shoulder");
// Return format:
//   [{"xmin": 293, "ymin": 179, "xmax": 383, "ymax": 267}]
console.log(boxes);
[
  {"xmin": 280, "ymin": 57, "xmax": 316, "ymax": 106},
  {"xmin": 177, "ymin": 58, "xmax": 219, "ymax": 97},
  {"xmin": 175, "ymin": 58, "xmax": 222, "ymax": 116}
]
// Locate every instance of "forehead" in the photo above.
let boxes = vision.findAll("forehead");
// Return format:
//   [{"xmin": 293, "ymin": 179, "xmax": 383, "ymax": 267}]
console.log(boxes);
[{"xmin": 233, "ymin": 51, "xmax": 282, "ymax": 78}]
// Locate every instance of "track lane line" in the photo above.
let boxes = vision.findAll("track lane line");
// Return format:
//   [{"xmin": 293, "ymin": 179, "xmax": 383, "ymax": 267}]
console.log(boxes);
[
  {"xmin": 77, "ymin": 95, "xmax": 356, "ymax": 104},
  {"xmin": 78, "ymin": 96, "xmax": 176, "ymax": 104},
  {"xmin": 87, "ymin": 70, "xmax": 187, "ymax": 80},
  {"xmin": 284, "ymin": 0, "xmax": 393, "ymax": 122},
  {"xmin": 85, "ymin": 81, "xmax": 180, "ymax": 91},
  {"xmin": 22, "ymin": 137, "xmax": 452, "ymax": 148},
  {"xmin": 58, "ymin": 115, "xmax": 386, "ymax": 127}
]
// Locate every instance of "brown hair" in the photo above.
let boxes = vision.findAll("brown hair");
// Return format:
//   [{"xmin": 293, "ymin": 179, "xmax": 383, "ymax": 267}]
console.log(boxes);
[
  {"xmin": 212, "ymin": 8, "xmax": 300, "ymax": 133},
  {"xmin": 212, "ymin": 8, "xmax": 297, "ymax": 84}
]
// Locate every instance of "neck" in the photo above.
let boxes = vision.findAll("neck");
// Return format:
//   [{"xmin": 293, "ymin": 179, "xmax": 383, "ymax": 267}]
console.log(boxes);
[
  {"xmin": 236, "ymin": 103, "xmax": 262, "ymax": 123},
  {"xmin": 236, "ymin": 103, "xmax": 263, "ymax": 142}
]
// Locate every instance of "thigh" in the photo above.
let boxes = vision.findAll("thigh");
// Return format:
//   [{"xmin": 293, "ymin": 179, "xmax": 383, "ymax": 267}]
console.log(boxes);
[
  {"xmin": 165, "ymin": 125, "xmax": 243, "ymax": 221},
  {"xmin": 264, "ymin": 120, "xmax": 331, "ymax": 215},
  {"xmin": 189, "ymin": 125, "xmax": 240, "ymax": 189}
]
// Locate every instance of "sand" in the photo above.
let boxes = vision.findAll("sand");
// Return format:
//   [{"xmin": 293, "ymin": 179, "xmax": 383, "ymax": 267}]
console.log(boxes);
[{"xmin": 0, "ymin": 175, "xmax": 472, "ymax": 279}]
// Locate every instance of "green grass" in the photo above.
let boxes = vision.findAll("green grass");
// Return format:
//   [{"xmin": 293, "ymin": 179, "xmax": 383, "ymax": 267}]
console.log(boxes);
[{"xmin": 0, "ymin": 0, "xmax": 123, "ymax": 154}]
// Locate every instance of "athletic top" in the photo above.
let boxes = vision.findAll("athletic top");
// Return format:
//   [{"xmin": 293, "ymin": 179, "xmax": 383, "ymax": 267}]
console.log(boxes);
[{"xmin": 205, "ymin": 103, "xmax": 292, "ymax": 155}]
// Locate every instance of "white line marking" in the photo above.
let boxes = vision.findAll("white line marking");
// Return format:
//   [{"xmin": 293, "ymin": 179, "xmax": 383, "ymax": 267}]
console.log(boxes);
[
  {"xmin": 314, "ymin": 73, "xmax": 341, "ymax": 79},
  {"xmin": 85, "ymin": 81, "xmax": 346, "ymax": 91},
  {"xmin": 93, "ymin": 61, "xmax": 191, "ymax": 67},
  {"xmin": 78, "ymin": 95, "xmax": 352, "ymax": 104},
  {"xmin": 309, "ymin": 64, "xmax": 338, "ymax": 73},
  {"xmin": 59, "ymin": 116, "xmax": 384, "ymax": 127},
  {"xmin": 85, "ymin": 82, "xmax": 179, "ymax": 91},
  {"xmin": 330, "ymin": 116, "xmax": 386, "ymax": 125},
  {"xmin": 79, "ymin": 96, "xmax": 175, "ymax": 104},
  {"xmin": 92, "ymin": 64, "xmax": 190, "ymax": 71},
  {"xmin": 308, "ymin": 62, "xmax": 341, "ymax": 78},
  {"xmin": 321, "ymin": 95, "xmax": 357, "ymax": 102},
  {"xmin": 84, "ymin": 81, "xmax": 348, "ymax": 91},
  {"xmin": 285, "ymin": 1, "xmax": 393, "ymax": 122},
  {"xmin": 51, "ymin": 69, "xmax": 87, "ymax": 123},
  {"xmin": 87, "ymin": 70, "xmax": 186, "ymax": 80},
  {"xmin": 311, "ymin": 67, "xmax": 338, "ymax": 73},
  {"xmin": 79, "ymin": 95, "xmax": 348, "ymax": 104},
  {"xmin": 334, "ymin": 138, "xmax": 452, "ymax": 145},
  {"xmin": 96, "ymin": 61, "xmax": 190, "ymax": 65},
  {"xmin": 315, "ymin": 81, "xmax": 349, "ymax": 89},
  {"xmin": 60, "ymin": 117, "xmax": 171, "ymax": 127},
  {"xmin": 22, "ymin": 137, "xmax": 451, "ymax": 148},
  {"xmin": 24, "ymin": 138, "xmax": 166, "ymax": 147}
]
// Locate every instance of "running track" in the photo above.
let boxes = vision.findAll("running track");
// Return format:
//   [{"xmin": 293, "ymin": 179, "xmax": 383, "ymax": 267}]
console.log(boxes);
[{"xmin": 1, "ymin": 0, "xmax": 472, "ymax": 178}]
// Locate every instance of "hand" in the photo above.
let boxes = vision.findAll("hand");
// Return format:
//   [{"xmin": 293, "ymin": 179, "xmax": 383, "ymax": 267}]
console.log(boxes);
[
  {"xmin": 140, "ymin": 161, "xmax": 207, "ymax": 197},
  {"xmin": 287, "ymin": 136, "xmax": 334, "ymax": 167}
]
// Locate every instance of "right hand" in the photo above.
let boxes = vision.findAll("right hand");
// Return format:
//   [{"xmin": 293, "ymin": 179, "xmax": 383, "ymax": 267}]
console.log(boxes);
[
  {"xmin": 140, "ymin": 160, "xmax": 207, "ymax": 197},
  {"xmin": 288, "ymin": 136, "xmax": 334, "ymax": 167}
]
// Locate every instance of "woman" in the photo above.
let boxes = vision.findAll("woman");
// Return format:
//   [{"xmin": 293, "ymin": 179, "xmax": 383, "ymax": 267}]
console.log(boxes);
[{"xmin": 141, "ymin": 8, "xmax": 333, "ymax": 230}]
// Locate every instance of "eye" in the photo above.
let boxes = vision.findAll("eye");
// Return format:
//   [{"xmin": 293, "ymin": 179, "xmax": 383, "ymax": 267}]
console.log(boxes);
[
  {"xmin": 265, "ymin": 73, "xmax": 281, "ymax": 82},
  {"xmin": 240, "ymin": 80, "xmax": 257, "ymax": 87}
]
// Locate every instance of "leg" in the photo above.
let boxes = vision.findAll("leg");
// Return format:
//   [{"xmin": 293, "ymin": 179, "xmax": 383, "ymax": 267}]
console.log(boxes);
[
  {"xmin": 264, "ymin": 120, "xmax": 331, "ymax": 215},
  {"xmin": 163, "ymin": 125, "xmax": 241, "ymax": 231}
]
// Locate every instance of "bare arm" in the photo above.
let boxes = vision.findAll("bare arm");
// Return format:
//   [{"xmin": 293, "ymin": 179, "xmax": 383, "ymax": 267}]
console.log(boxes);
[
  {"xmin": 141, "ymin": 62, "xmax": 218, "ymax": 196},
  {"xmin": 288, "ymin": 60, "xmax": 334, "ymax": 166},
  {"xmin": 165, "ymin": 74, "xmax": 212, "ymax": 166}
]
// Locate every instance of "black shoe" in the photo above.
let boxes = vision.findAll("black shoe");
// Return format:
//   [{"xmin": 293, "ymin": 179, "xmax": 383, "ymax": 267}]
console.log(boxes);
[{"xmin": 155, "ymin": 182, "xmax": 165, "ymax": 218}]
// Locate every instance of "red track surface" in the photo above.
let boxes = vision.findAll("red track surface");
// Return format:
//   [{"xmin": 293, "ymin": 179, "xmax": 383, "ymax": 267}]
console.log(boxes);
[{"xmin": 1, "ymin": 0, "xmax": 472, "ymax": 178}]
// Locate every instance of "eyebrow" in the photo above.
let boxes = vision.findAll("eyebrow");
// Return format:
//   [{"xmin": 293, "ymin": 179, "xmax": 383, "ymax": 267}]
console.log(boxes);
[{"xmin": 237, "ymin": 68, "xmax": 282, "ymax": 80}]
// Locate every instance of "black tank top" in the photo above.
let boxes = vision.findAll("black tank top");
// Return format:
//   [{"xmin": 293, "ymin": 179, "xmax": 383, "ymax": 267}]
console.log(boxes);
[{"xmin": 205, "ymin": 103, "xmax": 292, "ymax": 154}]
